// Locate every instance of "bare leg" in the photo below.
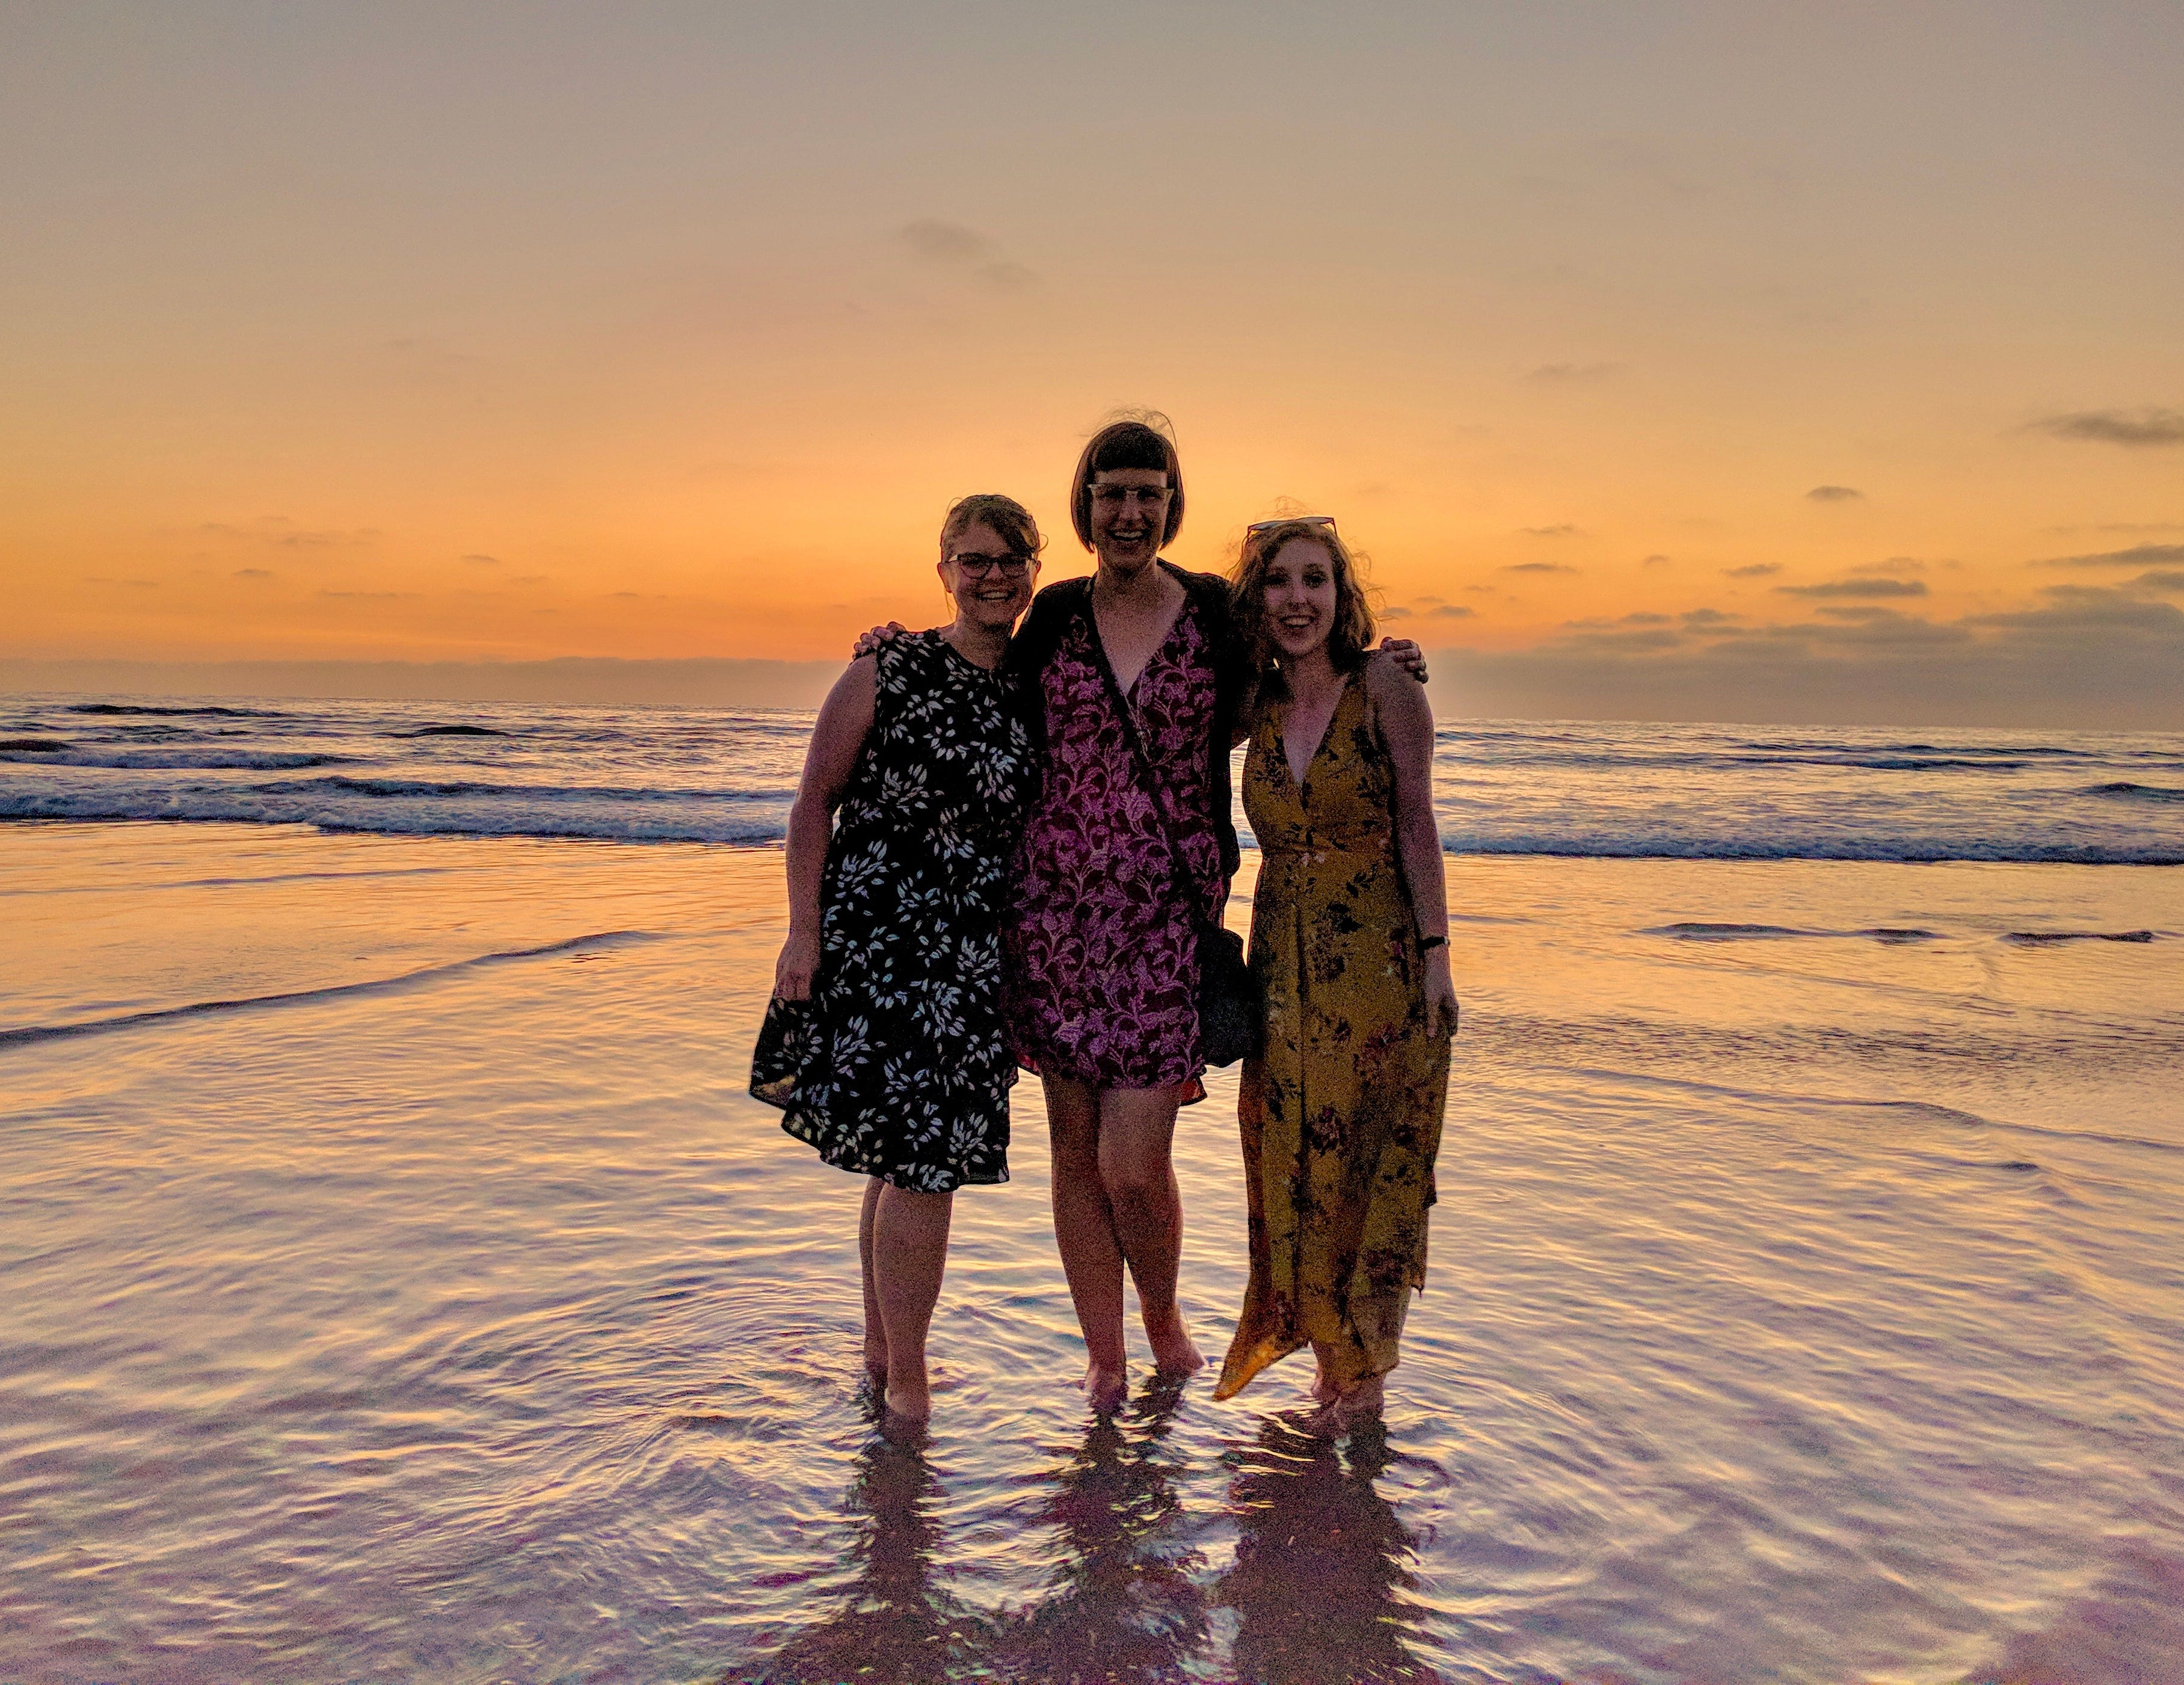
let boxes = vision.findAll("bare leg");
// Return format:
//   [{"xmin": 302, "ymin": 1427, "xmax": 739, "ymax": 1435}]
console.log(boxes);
[
  {"xmin": 1309, "ymin": 1342, "xmax": 1339, "ymax": 1403},
  {"xmin": 872, "ymin": 1182, "xmax": 955, "ymax": 1422},
  {"xmin": 1097, "ymin": 1086, "xmax": 1204, "ymax": 1378},
  {"xmin": 858, "ymin": 1177, "xmax": 887, "ymax": 1387},
  {"xmin": 1044, "ymin": 1076, "xmax": 1128, "ymax": 1408}
]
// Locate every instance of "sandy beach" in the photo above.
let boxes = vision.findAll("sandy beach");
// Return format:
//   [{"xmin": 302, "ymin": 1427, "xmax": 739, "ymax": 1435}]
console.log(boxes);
[{"xmin": 4, "ymin": 818, "xmax": 2182, "ymax": 1683}]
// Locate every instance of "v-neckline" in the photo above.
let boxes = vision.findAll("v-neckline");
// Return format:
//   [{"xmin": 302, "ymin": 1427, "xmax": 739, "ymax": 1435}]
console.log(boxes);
[
  {"xmin": 1279, "ymin": 673, "xmax": 1353, "ymax": 795},
  {"xmin": 1093, "ymin": 572, "xmax": 1188, "ymax": 702}
]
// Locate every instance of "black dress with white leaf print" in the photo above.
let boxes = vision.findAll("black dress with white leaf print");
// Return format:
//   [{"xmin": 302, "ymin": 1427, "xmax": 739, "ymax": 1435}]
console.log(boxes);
[{"xmin": 751, "ymin": 630, "xmax": 1038, "ymax": 1192}]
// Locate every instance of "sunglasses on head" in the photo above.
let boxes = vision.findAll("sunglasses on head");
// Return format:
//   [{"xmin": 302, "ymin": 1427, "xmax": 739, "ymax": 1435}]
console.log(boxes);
[{"xmin": 1246, "ymin": 515, "xmax": 1338, "ymax": 537}]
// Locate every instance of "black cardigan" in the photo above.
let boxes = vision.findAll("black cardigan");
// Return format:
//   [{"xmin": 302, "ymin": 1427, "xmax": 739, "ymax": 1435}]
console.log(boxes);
[{"xmin": 1004, "ymin": 561, "xmax": 1251, "ymax": 883}]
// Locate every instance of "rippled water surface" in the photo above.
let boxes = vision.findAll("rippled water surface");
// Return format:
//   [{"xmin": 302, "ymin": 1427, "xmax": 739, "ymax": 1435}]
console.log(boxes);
[
  {"xmin": 5, "ymin": 695, "xmax": 2182, "ymax": 862},
  {"xmin": 4, "ymin": 822, "xmax": 2183, "ymax": 1684}
]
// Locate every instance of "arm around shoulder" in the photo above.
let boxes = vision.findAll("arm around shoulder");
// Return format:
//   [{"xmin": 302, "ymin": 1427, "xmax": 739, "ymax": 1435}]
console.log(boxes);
[{"xmin": 1365, "ymin": 651, "xmax": 1435, "ymax": 766}]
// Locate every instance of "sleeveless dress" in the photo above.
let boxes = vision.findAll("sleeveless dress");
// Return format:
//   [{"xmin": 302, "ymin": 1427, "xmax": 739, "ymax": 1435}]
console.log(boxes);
[
  {"xmin": 1213, "ymin": 675, "xmax": 1451, "ymax": 1399},
  {"xmin": 1003, "ymin": 591, "xmax": 1226, "ymax": 1094},
  {"xmin": 751, "ymin": 630, "xmax": 1038, "ymax": 1192}
]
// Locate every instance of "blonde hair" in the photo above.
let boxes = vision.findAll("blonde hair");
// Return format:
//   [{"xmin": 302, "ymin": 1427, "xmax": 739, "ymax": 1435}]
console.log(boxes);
[{"xmin": 939, "ymin": 492, "xmax": 1044, "ymax": 560}]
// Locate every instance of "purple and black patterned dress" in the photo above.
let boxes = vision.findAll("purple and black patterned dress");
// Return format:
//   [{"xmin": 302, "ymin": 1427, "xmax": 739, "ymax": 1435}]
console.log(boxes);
[{"xmin": 1003, "ymin": 593, "xmax": 1228, "ymax": 1094}]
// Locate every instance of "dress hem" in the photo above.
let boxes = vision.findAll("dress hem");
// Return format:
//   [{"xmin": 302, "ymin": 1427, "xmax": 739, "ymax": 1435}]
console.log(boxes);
[{"xmin": 775, "ymin": 1110, "xmax": 1010, "ymax": 1193}]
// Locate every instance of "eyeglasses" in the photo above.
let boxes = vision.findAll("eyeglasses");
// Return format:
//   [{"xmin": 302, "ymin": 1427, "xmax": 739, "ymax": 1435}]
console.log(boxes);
[
  {"xmin": 1247, "ymin": 515, "xmax": 1338, "ymax": 537},
  {"xmin": 947, "ymin": 552, "xmax": 1034, "ymax": 581},
  {"xmin": 1088, "ymin": 485, "xmax": 1172, "ymax": 508}
]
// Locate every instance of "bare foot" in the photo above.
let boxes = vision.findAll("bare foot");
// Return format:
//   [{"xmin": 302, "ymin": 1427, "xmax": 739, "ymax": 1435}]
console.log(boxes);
[
  {"xmin": 1332, "ymin": 1375, "xmax": 1385, "ymax": 1432},
  {"xmin": 883, "ymin": 1380, "xmax": 932, "ymax": 1424},
  {"xmin": 1080, "ymin": 1360, "xmax": 1128, "ymax": 1413},
  {"xmin": 1145, "ymin": 1312, "xmax": 1205, "ymax": 1379},
  {"xmin": 1309, "ymin": 1362, "xmax": 1338, "ymax": 1405},
  {"xmin": 1303, "ymin": 1375, "xmax": 1385, "ymax": 1437}
]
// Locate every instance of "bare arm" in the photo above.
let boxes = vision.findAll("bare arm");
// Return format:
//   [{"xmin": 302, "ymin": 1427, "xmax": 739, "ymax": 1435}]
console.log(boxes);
[
  {"xmin": 1367, "ymin": 656, "xmax": 1458, "ymax": 1036},
  {"xmin": 774, "ymin": 656, "xmax": 877, "ymax": 1000}
]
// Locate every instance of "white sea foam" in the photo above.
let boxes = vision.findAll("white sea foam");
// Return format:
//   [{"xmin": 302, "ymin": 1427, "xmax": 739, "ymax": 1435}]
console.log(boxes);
[{"xmin": 4, "ymin": 691, "xmax": 2182, "ymax": 863}]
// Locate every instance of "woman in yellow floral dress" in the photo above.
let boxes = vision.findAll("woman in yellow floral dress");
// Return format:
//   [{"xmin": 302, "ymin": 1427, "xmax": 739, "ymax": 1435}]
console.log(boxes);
[{"xmin": 1213, "ymin": 517, "xmax": 1459, "ymax": 1431}]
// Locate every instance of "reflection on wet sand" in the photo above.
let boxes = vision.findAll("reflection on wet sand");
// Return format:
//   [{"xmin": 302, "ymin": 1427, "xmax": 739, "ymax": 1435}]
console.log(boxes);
[
  {"xmin": 749, "ymin": 1419, "xmax": 991, "ymax": 1685},
  {"xmin": 1221, "ymin": 1417, "xmax": 1439, "ymax": 1685},
  {"xmin": 1000, "ymin": 1384, "xmax": 1211, "ymax": 1680},
  {"xmin": 749, "ymin": 1390, "xmax": 1454, "ymax": 1684}
]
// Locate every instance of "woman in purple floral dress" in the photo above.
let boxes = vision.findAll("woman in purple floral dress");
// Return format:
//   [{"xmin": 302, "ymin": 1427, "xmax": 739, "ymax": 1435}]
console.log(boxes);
[{"xmin": 1001, "ymin": 418, "xmax": 1246, "ymax": 1407}]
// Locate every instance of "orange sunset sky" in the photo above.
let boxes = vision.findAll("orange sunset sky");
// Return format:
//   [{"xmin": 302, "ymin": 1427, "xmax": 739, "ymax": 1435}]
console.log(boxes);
[{"xmin": 4, "ymin": 2, "xmax": 2180, "ymax": 725}]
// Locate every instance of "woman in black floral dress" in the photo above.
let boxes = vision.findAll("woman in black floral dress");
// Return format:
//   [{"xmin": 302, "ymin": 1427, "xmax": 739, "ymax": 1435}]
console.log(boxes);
[{"xmin": 751, "ymin": 493, "xmax": 1042, "ymax": 1423}]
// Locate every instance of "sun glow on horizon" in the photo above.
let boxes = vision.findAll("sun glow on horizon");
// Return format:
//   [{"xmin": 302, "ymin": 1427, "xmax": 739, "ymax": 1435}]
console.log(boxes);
[{"xmin": 4, "ymin": 4, "xmax": 2180, "ymax": 722}]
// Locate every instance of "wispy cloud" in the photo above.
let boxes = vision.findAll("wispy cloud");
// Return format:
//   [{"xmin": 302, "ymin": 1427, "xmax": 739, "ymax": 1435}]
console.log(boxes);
[
  {"xmin": 1852, "ymin": 556, "xmax": 1926, "ymax": 574},
  {"xmin": 896, "ymin": 220, "xmax": 1038, "ymax": 290},
  {"xmin": 2029, "ymin": 407, "xmax": 2184, "ymax": 448},
  {"xmin": 1567, "ymin": 612, "xmax": 1672, "ymax": 629},
  {"xmin": 200, "ymin": 518, "xmax": 380, "ymax": 549},
  {"xmin": 1428, "ymin": 604, "xmax": 1475, "ymax": 618},
  {"xmin": 1775, "ymin": 578, "xmax": 1928, "ymax": 599},
  {"xmin": 2133, "ymin": 570, "xmax": 2184, "ymax": 593},
  {"xmin": 1723, "ymin": 563, "xmax": 1782, "ymax": 579},
  {"xmin": 460, "ymin": 553, "xmax": 500, "ymax": 566},
  {"xmin": 1805, "ymin": 485, "xmax": 1863, "ymax": 502},
  {"xmin": 2035, "ymin": 542, "xmax": 2184, "ymax": 570},
  {"xmin": 1502, "ymin": 561, "xmax": 1580, "ymax": 575},
  {"xmin": 1521, "ymin": 523, "xmax": 1582, "ymax": 538},
  {"xmin": 1641, "ymin": 553, "xmax": 1673, "ymax": 567},
  {"xmin": 233, "ymin": 568, "xmax": 274, "ymax": 579}
]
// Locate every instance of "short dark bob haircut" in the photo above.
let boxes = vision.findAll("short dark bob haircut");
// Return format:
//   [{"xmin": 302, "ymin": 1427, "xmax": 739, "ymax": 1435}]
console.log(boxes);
[{"xmin": 1069, "ymin": 411, "xmax": 1186, "ymax": 552}]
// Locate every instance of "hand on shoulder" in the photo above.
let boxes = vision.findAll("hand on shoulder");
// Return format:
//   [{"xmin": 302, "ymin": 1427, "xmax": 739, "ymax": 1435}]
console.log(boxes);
[
  {"xmin": 851, "ymin": 621, "xmax": 910, "ymax": 658},
  {"xmin": 1365, "ymin": 647, "xmax": 1433, "ymax": 711},
  {"xmin": 1375, "ymin": 636, "xmax": 1429, "ymax": 684}
]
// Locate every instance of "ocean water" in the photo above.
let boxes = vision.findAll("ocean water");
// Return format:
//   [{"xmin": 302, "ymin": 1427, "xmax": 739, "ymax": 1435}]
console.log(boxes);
[
  {"xmin": 4, "ymin": 694, "xmax": 2183, "ymax": 1684},
  {"xmin": 4, "ymin": 693, "xmax": 2182, "ymax": 863}
]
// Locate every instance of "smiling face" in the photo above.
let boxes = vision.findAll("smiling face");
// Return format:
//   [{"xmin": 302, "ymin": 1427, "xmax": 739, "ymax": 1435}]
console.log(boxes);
[
  {"xmin": 938, "ymin": 518, "xmax": 1038, "ymax": 631},
  {"xmin": 1260, "ymin": 535, "xmax": 1340, "ymax": 662},
  {"xmin": 1085, "ymin": 468, "xmax": 1172, "ymax": 575}
]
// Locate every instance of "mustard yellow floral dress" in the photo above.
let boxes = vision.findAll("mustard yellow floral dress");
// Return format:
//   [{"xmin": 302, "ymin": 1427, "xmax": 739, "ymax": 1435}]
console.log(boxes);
[{"xmin": 1214, "ymin": 674, "xmax": 1451, "ymax": 1400}]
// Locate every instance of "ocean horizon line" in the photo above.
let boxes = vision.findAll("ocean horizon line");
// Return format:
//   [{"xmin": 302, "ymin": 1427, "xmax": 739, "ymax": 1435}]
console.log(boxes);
[{"xmin": 7, "ymin": 656, "xmax": 2184, "ymax": 735}]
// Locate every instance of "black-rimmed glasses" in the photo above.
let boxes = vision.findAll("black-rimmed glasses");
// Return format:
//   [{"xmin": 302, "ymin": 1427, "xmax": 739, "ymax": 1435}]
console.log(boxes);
[{"xmin": 947, "ymin": 552, "xmax": 1034, "ymax": 581}]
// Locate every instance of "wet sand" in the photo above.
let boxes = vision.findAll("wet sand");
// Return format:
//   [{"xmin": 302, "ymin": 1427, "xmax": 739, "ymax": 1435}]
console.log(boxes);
[{"xmin": 3, "ymin": 821, "xmax": 2182, "ymax": 1683}]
